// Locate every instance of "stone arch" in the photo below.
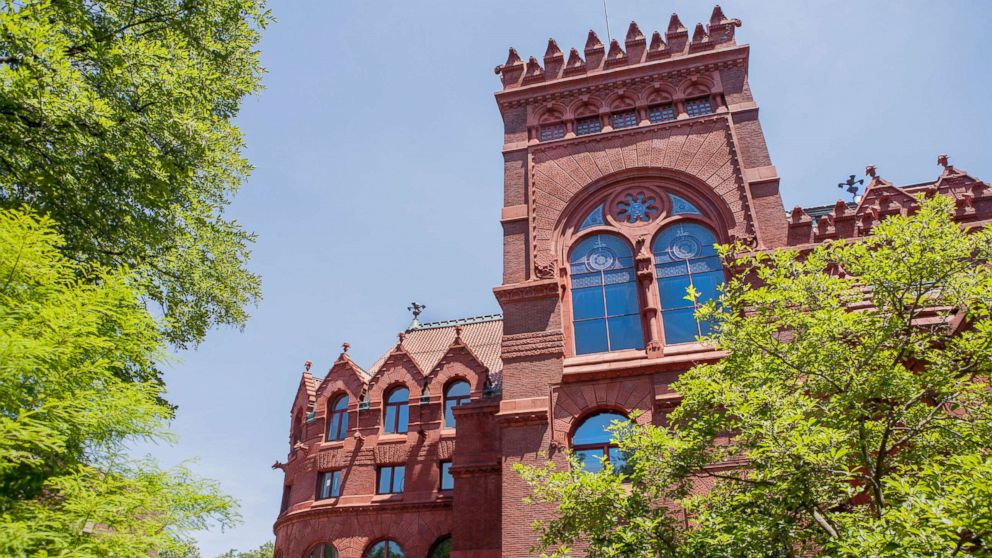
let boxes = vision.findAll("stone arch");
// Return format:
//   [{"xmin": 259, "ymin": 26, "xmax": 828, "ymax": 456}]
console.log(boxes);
[{"xmin": 677, "ymin": 75, "xmax": 715, "ymax": 98}]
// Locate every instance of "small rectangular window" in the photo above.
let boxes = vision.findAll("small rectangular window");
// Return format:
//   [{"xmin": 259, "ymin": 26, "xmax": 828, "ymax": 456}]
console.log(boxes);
[
  {"xmin": 539, "ymin": 123, "xmax": 566, "ymax": 141},
  {"xmin": 648, "ymin": 103, "xmax": 675, "ymax": 123},
  {"xmin": 377, "ymin": 465, "xmax": 405, "ymax": 494},
  {"xmin": 440, "ymin": 461, "xmax": 454, "ymax": 490},
  {"xmin": 280, "ymin": 484, "xmax": 292, "ymax": 513},
  {"xmin": 316, "ymin": 470, "xmax": 341, "ymax": 500},
  {"xmin": 685, "ymin": 97, "xmax": 713, "ymax": 118},
  {"xmin": 610, "ymin": 110, "xmax": 638, "ymax": 129},
  {"xmin": 575, "ymin": 116, "xmax": 602, "ymax": 136}
]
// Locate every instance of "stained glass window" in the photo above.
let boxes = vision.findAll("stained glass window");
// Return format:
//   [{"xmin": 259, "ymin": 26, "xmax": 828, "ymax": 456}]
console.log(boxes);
[
  {"xmin": 443, "ymin": 381, "xmax": 470, "ymax": 428},
  {"xmin": 610, "ymin": 110, "xmax": 638, "ymax": 129},
  {"xmin": 326, "ymin": 395, "xmax": 349, "ymax": 441},
  {"xmin": 364, "ymin": 540, "xmax": 405, "ymax": 558},
  {"xmin": 685, "ymin": 97, "xmax": 713, "ymax": 118},
  {"xmin": 577, "ymin": 204, "xmax": 605, "ymax": 231},
  {"xmin": 539, "ymin": 123, "xmax": 565, "ymax": 141},
  {"xmin": 569, "ymin": 234, "xmax": 643, "ymax": 354},
  {"xmin": 669, "ymin": 193, "xmax": 702, "ymax": 216},
  {"xmin": 575, "ymin": 116, "xmax": 603, "ymax": 136},
  {"xmin": 648, "ymin": 103, "xmax": 675, "ymax": 123},
  {"xmin": 383, "ymin": 387, "xmax": 409, "ymax": 434},
  {"xmin": 615, "ymin": 192, "xmax": 660, "ymax": 223},
  {"xmin": 652, "ymin": 223, "xmax": 723, "ymax": 344},
  {"xmin": 572, "ymin": 412, "xmax": 630, "ymax": 473}
]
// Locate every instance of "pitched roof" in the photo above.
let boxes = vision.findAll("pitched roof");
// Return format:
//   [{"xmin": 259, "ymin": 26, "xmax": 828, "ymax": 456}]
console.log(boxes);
[{"xmin": 367, "ymin": 314, "xmax": 503, "ymax": 379}]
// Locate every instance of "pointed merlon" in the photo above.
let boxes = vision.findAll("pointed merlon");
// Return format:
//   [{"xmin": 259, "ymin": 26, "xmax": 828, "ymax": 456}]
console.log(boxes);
[
  {"xmin": 647, "ymin": 31, "xmax": 668, "ymax": 58},
  {"xmin": 607, "ymin": 39, "xmax": 625, "ymax": 60},
  {"xmin": 523, "ymin": 56, "xmax": 545, "ymax": 83},
  {"xmin": 668, "ymin": 13, "xmax": 687, "ymax": 34},
  {"xmin": 691, "ymin": 23, "xmax": 709, "ymax": 43},
  {"xmin": 544, "ymin": 38, "xmax": 563, "ymax": 60},
  {"xmin": 710, "ymin": 5, "xmax": 727, "ymax": 25},
  {"xmin": 584, "ymin": 29, "xmax": 604, "ymax": 53},
  {"xmin": 625, "ymin": 21, "xmax": 645, "ymax": 43},
  {"xmin": 563, "ymin": 47, "xmax": 586, "ymax": 75},
  {"xmin": 505, "ymin": 47, "xmax": 522, "ymax": 66}
]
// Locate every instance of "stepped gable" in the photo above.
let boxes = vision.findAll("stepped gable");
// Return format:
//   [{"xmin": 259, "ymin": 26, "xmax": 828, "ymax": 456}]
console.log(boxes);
[
  {"xmin": 494, "ymin": 5, "xmax": 742, "ymax": 89},
  {"xmin": 789, "ymin": 156, "xmax": 992, "ymax": 246},
  {"xmin": 365, "ymin": 314, "xmax": 503, "ymax": 382}
]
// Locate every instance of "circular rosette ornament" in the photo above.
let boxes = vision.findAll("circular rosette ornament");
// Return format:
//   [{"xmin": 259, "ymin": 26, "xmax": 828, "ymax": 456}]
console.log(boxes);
[{"xmin": 614, "ymin": 191, "xmax": 660, "ymax": 225}]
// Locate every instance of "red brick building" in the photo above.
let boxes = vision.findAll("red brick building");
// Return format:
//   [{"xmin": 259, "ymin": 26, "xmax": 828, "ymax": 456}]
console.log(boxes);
[{"xmin": 272, "ymin": 7, "xmax": 991, "ymax": 558}]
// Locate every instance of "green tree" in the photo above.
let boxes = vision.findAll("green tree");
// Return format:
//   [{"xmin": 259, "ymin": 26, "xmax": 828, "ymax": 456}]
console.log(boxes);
[
  {"xmin": 0, "ymin": 0, "xmax": 269, "ymax": 349},
  {"xmin": 0, "ymin": 208, "xmax": 238, "ymax": 557},
  {"xmin": 517, "ymin": 196, "xmax": 992, "ymax": 557},
  {"xmin": 216, "ymin": 541, "xmax": 274, "ymax": 558}
]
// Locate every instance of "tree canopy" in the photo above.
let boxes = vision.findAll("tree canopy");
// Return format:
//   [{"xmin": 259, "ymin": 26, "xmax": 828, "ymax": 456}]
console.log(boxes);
[
  {"xmin": 0, "ymin": 208, "xmax": 238, "ymax": 556},
  {"xmin": 518, "ymin": 196, "xmax": 992, "ymax": 557},
  {"xmin": 0, "ymin": 0, "xmax": 269, "ymax": 348}
]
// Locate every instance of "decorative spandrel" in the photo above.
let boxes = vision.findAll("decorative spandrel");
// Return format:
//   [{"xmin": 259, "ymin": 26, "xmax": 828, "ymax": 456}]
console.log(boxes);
[
  {"xmin": 669, "ymin": 193, "xmax": 702, "ymax": 216},
  {"xmin": 577, "ymin": 203, "xmax": 605, "ymax": 231}
]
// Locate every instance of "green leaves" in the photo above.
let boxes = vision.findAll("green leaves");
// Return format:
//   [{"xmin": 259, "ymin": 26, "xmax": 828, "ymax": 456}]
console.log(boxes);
[
  {"xmin": 0, "ymin": 208, "xmax": 237, "ymax": 556},
  {"xmin": 517, "ymin": 197, "xmax": 992, "ymax": 557},
  {"xmin": 0, "ymin": 0, "xmax": 269, "ymax": 347}
]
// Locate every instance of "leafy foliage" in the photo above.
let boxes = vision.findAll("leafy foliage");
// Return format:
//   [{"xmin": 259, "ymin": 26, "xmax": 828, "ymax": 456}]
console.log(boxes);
[
  {"xmin": 517, "ymin": 196, "xmax": 992, "ymax": 557},
  {"xmin": 0, "ymin": 0, "xmax": 269, "ymax": 348},
  {"xmin": 0, "ymin": 209, "xmax": 238, "ymax": 556},
  {"xmin": 215, "ymin": 541, "xmax": 275, "ymax": 558}
]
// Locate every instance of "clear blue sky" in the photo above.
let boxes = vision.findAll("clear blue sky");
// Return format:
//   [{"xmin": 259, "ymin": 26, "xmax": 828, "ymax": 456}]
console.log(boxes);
[{"xmin": 141, "ymin": 1, "xmax": 991, "ymax": 554}]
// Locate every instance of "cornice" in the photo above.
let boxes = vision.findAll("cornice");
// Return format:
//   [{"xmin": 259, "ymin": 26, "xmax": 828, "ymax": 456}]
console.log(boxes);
[
  {"xmin": 493, "ymin": 279, "xmax": 559, "ymax": 305},
  {"xmin": 273, "ymin": 498, "xmax": 452, "ymax": 530}
]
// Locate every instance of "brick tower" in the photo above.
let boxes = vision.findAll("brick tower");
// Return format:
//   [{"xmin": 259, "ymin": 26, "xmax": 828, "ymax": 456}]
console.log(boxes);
[{"xmin": 489, "ymin": 8, "xmax": 786, "ymax": 554}]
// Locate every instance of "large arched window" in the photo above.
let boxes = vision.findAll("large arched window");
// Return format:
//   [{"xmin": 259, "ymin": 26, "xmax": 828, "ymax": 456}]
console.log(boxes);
[
  {"xmin": 306, "ymin": 543, "xmax": 338, "ymax": 558},
  {"xmin": 383, "ymin": 387, "xmax": 409, "ymax": 434},
  {"xmin": 429, "ymin": 536, "xmax": 452, "ymax": 558},
  {"xmin": 652, "ymin": 222, "xmax": 723, "ymax": 344},
  {"xmin": 569, "ymin": 234, "xmax": 643, "ymax": 355},
  {"xmin": 443, "ymin": 380, "xmax": 470, "ymax": 428},
  {"xmin": 326, "ymin": 395, "xmax": 349, "ymax": 441},
  {"xmin": 364, "ymin": 540, "xmax": 405, "ymax": 558},
  {"xmin": 572, "ymin": 411, "xmax": 630, "ymax": 473}
]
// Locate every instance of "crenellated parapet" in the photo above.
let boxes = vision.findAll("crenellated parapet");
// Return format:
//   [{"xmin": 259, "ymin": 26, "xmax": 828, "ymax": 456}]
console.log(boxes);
[
  {"xmin": 789, "ymin": 156, "xmax": 992, "ymax": 246},
  {"xmin": 495, "ymin": 6, "xmax": 741, "ymax": 90}
]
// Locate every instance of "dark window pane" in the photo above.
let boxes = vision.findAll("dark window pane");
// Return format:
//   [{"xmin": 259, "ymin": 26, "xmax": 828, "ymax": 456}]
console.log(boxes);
[
  {"xmin": 575, "ymin": 116, "xmax": 602, "ymax": 135},
  {"xmin": 387, "ymin": 542, "xmax": 405, "ymax": 558},
  {"xmin": 659, "ymin": 276, "xmax": 692, "ymax": 310},
  {"xmin": 331, "ymin": 471, "xmax": 341, "ymax": 497},
  {"xmin": 608, "ymin": 315, "xmax": 644, "ymax": 350},
  {"xmin": 539, "ymin": 124, "xmax": 565, "ymax": 141},
  {"xmin": 572, "ymin": 287, "xmax": 605, "ymax": 320},
  {"xmin": 610, "ymin": 110, "xmax": 638, "ymax": 129},
  {"xmin": 685, "ymin": 97, "xmax": 713, "ymax": 117},
  {"xmin": 574, "ymin": 319, "xmax": 609, "ymax": 355},
  {"xmin": 648, "ymin": 103, "xmax": 675, "ymax": 123},
  {"xmin": 663, "ymin": 308, "xmax": 698, "ymax": 344},
  {"xmin": 365, "ymin": 542, "xmax": 387, "ymax": 558}
]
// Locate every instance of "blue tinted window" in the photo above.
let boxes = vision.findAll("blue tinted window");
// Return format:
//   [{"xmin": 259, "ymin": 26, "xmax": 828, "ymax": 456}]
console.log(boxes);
[
  {"xmin": 317, "ymin": 470, "xmax": 341, "ymax": 499},
  {"xmin": 384, "ymin": 387, "xmax": 409, "ymax": 434},
  {"xmin": 364, "ymin": 540, "xmax": 405, "ymax": 558},
  {"xmin": 443, "ymin": 381, "xmax": 470, "ymax": 428},
  {"xmin": 685, "ymin": 97, "xmax": 713, "ymax": 117},
  {"xmin": 569, "ymin": 235, "xmax": 643, "ymax": 355},
  {"xmin": 572, "ymin": 412, "xmax": 629, "ymax": 473},
  {"xmin": 326, "ymin": 395, "xmax": 349, "ymax": 441},
  {"xmin": 577, "ymin": 204, "xmax": 605, "ymax": 232},
  {"xmin": 440, "ymin": 461, "xmax": 454, "ymax": 490},
  {"xmin": 669, "ymin": 193, "xmax": 703, "ymax": 215},
  {"xmin": 648, "ymin": 103, "xmax": 675, "ymax": 123},
  {"xmin": 377, "ymin": 465, "xmax": 405, "ymax": 494},
  {"xmin": 652, "ymin": 223, "xmax": 723, "ymax": 344}
]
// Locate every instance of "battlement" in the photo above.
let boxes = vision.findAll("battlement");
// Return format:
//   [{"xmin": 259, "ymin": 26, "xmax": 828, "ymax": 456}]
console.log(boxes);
[{"xmin": 495, "ymin": 5, "xmax": 741, "ymax": 90}]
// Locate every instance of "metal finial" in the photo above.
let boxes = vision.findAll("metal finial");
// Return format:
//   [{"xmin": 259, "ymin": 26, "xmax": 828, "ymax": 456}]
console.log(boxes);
[
  {"xmin": 407, "ymin": 302, "xmax": 426, "ymax": 320},
  {"xmin": 837, "ymin": 174, "xmax": 864, "ymax": 203},
  {"xmin": 938, "ymin": 154, "xmax": 950, "ymax": 169},
  {"xmin": 341, "ymin": 342, "xmax": 350, "ymax": 353},
  {"xmin": 304, "ymin": 360, "xmax": 312, "ymax": 372}
]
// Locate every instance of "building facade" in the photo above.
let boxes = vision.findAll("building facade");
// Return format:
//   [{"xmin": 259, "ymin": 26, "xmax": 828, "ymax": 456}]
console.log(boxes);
[{"xmin": 272, "ymin": 7, "xmax": 992, "ymax": 558}]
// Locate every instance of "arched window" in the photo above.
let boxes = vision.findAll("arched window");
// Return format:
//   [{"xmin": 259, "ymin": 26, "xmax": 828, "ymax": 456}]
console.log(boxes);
[
  {"xmin": 307, "ymin": 544, "xmax": 338, "ymax": 558},
  {"xmin": 364, "ymin": 540, "xmax": 405, "ymax": 558},
  {"xmin": 652, "ymin": 222, "xmax": 723, "ymax": 344},
  {"xmin": 443, "ymin": 380, "xmax": 471, "ymax": 428},
  {"xmin": 572, "ymin": 411, "xmax": 629, "ymax": 473},
  {"xmin": 429, "ymin": 536, "xmax": 452, "ymax": 558},
  {"xmin": 326, "ymin": 395, "xmax": 349, "ymax": 441},
  {"xmin": 383, "ymin": 387, "xmax": 409, "ymax": 434},
  {"xmin": 569, "ymin": 234, "xmax": 643, "ymax": 355}
]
